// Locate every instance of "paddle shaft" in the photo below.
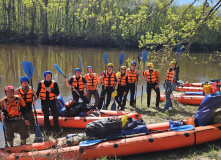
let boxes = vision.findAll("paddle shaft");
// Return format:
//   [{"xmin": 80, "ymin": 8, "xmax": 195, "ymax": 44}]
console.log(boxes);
[{"xmin": 30, "ymin": 79, "xmax": 39, "ymax": 126}]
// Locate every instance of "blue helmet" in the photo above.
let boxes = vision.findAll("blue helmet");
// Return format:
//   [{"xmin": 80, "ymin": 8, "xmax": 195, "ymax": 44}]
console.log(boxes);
[
  {"xmin": 131, "ymin": 61, "xmax": 137, "ymax": 66},
  {"xmin": 44, "ymin": 71, "xmax": 52, "ymax": 78},
  {"xmin": 20, "ymin": 76, "xmax": 29, "ymax": 84},
  {"xmin": 74, "ymin": 68, "xmax": 81, "ymax": 74},
  {"xmin": 87, "ymin": 66, "xmax": 93, "ymax": 72}
]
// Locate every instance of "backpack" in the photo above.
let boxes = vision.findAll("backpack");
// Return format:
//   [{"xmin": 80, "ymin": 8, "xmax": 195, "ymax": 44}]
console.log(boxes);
[{"xmin": 85, "ymin": 118, "xmax": 122, "ymax": 138}]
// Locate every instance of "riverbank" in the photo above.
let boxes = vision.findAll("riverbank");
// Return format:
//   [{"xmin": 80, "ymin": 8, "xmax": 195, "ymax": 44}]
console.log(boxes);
[{"xmin": 0, "ymin": 34, "xmax": 220, "ymax": 52}]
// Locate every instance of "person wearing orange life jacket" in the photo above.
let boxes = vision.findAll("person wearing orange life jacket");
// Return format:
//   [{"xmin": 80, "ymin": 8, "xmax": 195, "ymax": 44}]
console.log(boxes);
[
  {"xmin": 14, "ymin": 76, "xmax": 37, "ymax": 130},
  {"xmin": 98, "ymin": 63, "xmax": 117, "ymax": 110},
  {"xmin": 36, "ymin": 71, "xmax": 60, "ymax": 135},
  {"xmin": 126, "ymin": 61, "xmax": 140, "ymax": 107},
  {"xmin": 0, "ymin": 86, "xmax": 29, "ymax": 147},
  {"xmin": 115, "ymin": 66, "xmax": 128, "ymax": 110},
  {"xmin": 142, "ymin": 63, "xmax": 161, "ymax": 108},
  {"xmin": 65, "ymin": 68, "xmax": 89, "ymax": 104},
  {"xmin": 164, "ymin": 61, "xmax": 177, "ymax": 111},
  {"xmin": 84, "ymin": 66, "xmax": 100, "ymax": 109}
]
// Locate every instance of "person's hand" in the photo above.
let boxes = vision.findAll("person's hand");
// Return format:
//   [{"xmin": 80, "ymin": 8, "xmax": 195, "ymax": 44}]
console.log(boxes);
[
  {"xmin": 163, "ymin": 85, "xmax": 165, "ymax": 89},
  {"xmin": 32, "ymin": 99, "xmax": 36, "ymax": 105},
  {"xmin": 65, "ymin": 78, "xmax": 69, "ymax": 82},
  {"xmin": 46, "ymin": 87, "xmax": 52, "ymax": 92},
  {"xmin": 123, "ymin": 92, "xmax": 126, "ymax": 95},
  {"xmin": 155, "ymin": 84, "xmax": 159, "ymax": 89},
  {"xmin": 25, "ymin": 120, "xmax": 29, "ymax": 125},
  {"xmin": 31, "ymin": 89, "xmax": 35, "ymax": 94},
  {"xmin": 83, "ymin": 92, "xmax": 87, "ymax": 96}
]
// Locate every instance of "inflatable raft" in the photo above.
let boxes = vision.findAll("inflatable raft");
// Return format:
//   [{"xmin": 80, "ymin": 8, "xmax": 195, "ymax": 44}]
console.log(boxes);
[
  {"xmin": 158, "ymin": 93, "xmax": 204, "ymax": 105},
  {"xmin": 1, "ymin": 120, "xmax": 221, "ymax": 160},
  {"xmin": 176, "ymin": 86, "xmax": 204, "ymax": 92},
  {"xmin": 35, "ymin": 109, "xmax": 142, "ymax": 128}
]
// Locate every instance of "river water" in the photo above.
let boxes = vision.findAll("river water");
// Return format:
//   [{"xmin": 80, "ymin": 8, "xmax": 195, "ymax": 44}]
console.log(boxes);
[{"xmin": 0, "ymin": 44, "xmax": 220, "ymax": 147}]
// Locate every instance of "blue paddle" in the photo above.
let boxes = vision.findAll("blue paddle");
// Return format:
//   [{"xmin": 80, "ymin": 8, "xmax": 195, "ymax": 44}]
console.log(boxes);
[
  {"xmin": 103, "ymin": 52, "xmax": 108, "ymax": 110},
  {"xmin": 22, "ymin": 61, "xmax": 43, "ymax": 143},
  {"xmin": 79, "ymin": 55, "xmax": 82, "ymax": 72},
  {"xmin": 141, "ymin": 50, "xmax": 148, "ymax": 108},
  {"xmin": 54, "ymin": 64, "xmax": 66, "ymax": 78},
  {"xmin": 111, "ymin": 53, "xmax": 125, "ymax": 110},
  {"xmin": 79, "ymin": 125, "xmax": 195, "ymax": 147},
  {"xmin": 176, "ymin": 45, "xmax": 182, "ymax": 59}
]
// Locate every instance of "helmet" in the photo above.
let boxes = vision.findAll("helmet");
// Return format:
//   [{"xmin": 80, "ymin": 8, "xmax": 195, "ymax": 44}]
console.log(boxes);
[
  {"xmin": 121, "ymin": 66, "xmax": 127, "ymax": 70},
  {"xmin": 74, "ymin": 68, "xmax": 81, "ymax": 74},
  {"xmin": 170, "ymin": 60, "xmax": 176, "ymax": 66},
  {"xmin": 44, "ymin": 71, "xmax": 52, "ymax": 78},
  {"xmin": 131, "ymin": 61, "xmax": 136, "ymax": 66},
  {"xmin": 147, "ymin": 63, "xmax": 154, "ymax": 69},
  {"xmin": 20, "ymin": 76, "xmax": 29, "ymax": 84},
  {"xmin": 87, "ymin": 66, "xmax": 93, "ymax": 72},
  {"xmin": 107, "ymin": 63, "xmax": 114, "ymax": 67},
  {"xmin": 4, "ymin": 86, "xmax": 14, "ymax": 92}
]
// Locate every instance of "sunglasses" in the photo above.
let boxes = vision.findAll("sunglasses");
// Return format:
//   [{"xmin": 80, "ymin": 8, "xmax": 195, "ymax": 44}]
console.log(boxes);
[
  {"xmin": 131, "ymin": 65, "xmax": 136, "ymax": 66},
  {"xmin": 121, "ymin": 69, "xmax": 126, "ymax": 70}
]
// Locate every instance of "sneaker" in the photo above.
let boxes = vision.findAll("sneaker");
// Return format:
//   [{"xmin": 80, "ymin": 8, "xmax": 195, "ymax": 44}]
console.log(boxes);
[
  {"xmin": 169, "ymin": 107, "xmax": 173, "ymax": 110},
  {"xmin": 156, "ymin": 105, "xmax": 159, "ymax": 109},
  {"xmin": 132, "ymin": 102, "xmax": 136, "ymax": 108}
]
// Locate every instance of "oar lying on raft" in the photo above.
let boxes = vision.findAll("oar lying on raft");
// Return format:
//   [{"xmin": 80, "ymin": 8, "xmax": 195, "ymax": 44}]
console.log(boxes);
[{"xmin": 79, "ymin": 124, "xmax": 195, "ymax": 147}]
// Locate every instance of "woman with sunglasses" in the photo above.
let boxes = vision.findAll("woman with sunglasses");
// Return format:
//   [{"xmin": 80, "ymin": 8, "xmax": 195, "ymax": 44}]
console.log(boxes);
[{"xmin": 115, "ymin": 66, "xmax": 128, "ymax": 110}]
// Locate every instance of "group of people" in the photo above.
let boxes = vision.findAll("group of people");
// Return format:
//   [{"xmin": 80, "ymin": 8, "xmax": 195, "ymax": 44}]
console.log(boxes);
[{"xmin": 0, "ymin": 60, "xmax": 178, "ymax": 147}]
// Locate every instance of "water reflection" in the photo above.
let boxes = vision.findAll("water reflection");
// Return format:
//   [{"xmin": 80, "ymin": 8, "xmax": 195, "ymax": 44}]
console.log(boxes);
[{"xmin": 0, "ymin": 44, "xmax": 220, "ymax": 147}]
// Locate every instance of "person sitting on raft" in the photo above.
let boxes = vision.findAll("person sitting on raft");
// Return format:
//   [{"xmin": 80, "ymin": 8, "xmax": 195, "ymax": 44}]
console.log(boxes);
[
  {"xmin": 14, "ymin": 76, "xmax": 37, "ymax": 131},
  {"xmin": 0, "ymin": 86, "xmax": 29, "ymax": 147}
]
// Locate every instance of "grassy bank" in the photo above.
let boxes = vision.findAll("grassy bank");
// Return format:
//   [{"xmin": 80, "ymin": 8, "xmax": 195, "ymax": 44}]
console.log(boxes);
[{"xmin": 9, "ymin": 91, "xmax": 221, "ymax": 160}]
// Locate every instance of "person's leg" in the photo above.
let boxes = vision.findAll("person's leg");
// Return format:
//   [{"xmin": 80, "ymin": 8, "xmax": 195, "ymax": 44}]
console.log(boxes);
[
  {"xmin": 130, "ymin": 83, "xmax": 136, "ymax": 107},
  {"xmin": 5, "ymin": 121, "xmax": 15, "ymax": 147},
  {"xmin": 165, "ymin": 83, "xmax": 172, "ymax": 111},
  {"xmin": 86, "ymin": 90, "xmax": 92, "ymax": 103},
  {"xmin": 122, "ymin": 86, "xmax": 127, "ymax": 109},
  {"xmin": 106, "ymin": 87, "xmax": 113, "ymax": 109},
  {"xmin": 49, "ymin": 100, "xmax": 59, "ymax": 132},
  {"xmin": 146, "ymin": 83, "xmax": 152, "ymax": 107},
  {"xmin": 154, "ymin": 85, "xmax": 160, "ymax": 108},
  {"xmin": 128, "ymin": 83, "xmax": 133, "ymax": 106},
  {"xmin": 98, "ymin": 86, "xmax": 106, "ymax": 110},
  {"xmin": 93, "ymin": 89, "xmax": 100, "ymax": 108},
  {"xmin": 72, "ymin": 91, "xmax": 80, "ymax": 102},
  {"xmin": 41, "ymin": 101, "xmax": 50, "ymax": 131},
  {"xmin": 24, "ymin": 108, "xmax": 36, "ymax": 130},
  {"xmin": 16, "ymin": 120, "xmax": 29, "ymax": 145}
]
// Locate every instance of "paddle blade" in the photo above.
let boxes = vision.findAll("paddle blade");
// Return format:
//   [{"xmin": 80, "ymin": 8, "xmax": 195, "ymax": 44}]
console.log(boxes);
[
  {"xmin": 119, "ymin": 53, "xmax": 125, "ymax": 66},
  {"xmin": 104, "ymin": 52, "xmax": 108, "ymax": 65},
  {"xmin": 28, "ymin": 62, "xmax": 33, "ymax": 79},
  {"xmin": 79, "ymin": 55, "xmax": 81, "ymax": 69},
  {"xmin": 54, "ymin": 64, "xmax": 64, "ymax": 76},
  {"xmin": 177, "ymin": 45, "xmax": 182, "ymax": 53},
  {"xmin": 170, "ymin": 125, "xmax": 194, "ymax": 131},
  {"xmin": 34, "ymin": 126, "xmax": 43, "ymax": 142},
  {"xmin": 142, "ymin": 50, "xmax": 148, "ymax": 63},
  {"xmin": 22, "ymin": 61, "xmax": 30, "ymax": 77},
  {"xmin": 111, "ymin": 101, "xmax": 116, "ymax": 110},
  {"xmin": 80, "ymin": 139, "xmax": 102, "ymax": 147},
  {"xmin": 102, "ymin": 104, "xmax": 107, "ymax": 110}
]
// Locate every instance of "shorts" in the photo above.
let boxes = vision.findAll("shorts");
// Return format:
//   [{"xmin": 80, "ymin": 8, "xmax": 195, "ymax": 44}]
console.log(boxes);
[{"xmin": 4, "ymin": 119, "xmax": 29, "ymax": 141}]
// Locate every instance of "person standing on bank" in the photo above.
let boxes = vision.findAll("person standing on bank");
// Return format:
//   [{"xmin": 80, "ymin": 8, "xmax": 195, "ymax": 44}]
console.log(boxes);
[
  {"xmin": 115, "ymin": 66, "xmax": 128, "ymax": 110},
  {"xmin": 98, "ymin": 63, "xmax": 116, "ymax": 110},
  {"xmin": 36, "ymin": 71, "xmax": 60, "ymax": 135},
  {"xmin": 14, "ymin": 76, "xmax": 37, "ymax": 130},
  {"xmin": 164, "ymin": 61, "xmax": 177, "ymax": 111},
  {"xmin": 0, "ymin": 86, "xmax": 29, "ymax": 147},
  {"xmin": 84, "ymin": 66, "xmax": 100, "ymax": 109},
  {"xmin": 126, "ymin": 61, "xmax": 140, "ymax": 107},
  {"xmin": 142, "ymin": 63, "xmax": 161, "ymax": 108},
  {"xmin": 65, "ymin": 68, "xmax": 89, "ymax": 104}
]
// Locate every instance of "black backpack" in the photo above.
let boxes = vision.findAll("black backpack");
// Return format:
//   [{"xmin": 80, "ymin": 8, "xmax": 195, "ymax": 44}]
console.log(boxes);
[{"xmin": 85, "ymin": 118, "xmax": 122, "ymax": 138}]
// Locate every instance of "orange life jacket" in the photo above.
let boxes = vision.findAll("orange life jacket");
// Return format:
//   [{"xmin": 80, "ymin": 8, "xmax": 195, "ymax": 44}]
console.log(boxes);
[
  {"xmin": 3, "ymin": 96, "xmax": 22, "ymax": 119},
  {"xmin": 18, "ymin": 87, "xmax": 33, "ymax": 103},
  {"xmin": 118, "ymin": 74, "xmax": 127, "ymax": 86},
  {"xmin": 146, "ymin": 70, "xmax": 158, "ymax": 83},
  {"xmin": 39, "ymin": 80, "xmax": 57, "ymax": 100},
  {"xmin": 127, "ymin": 69, "xmax": 137, "ymax": 83},
  {"xmin": 86, "ymin": 73, "xmax": 98, "ymax": 90},
  {"xmin": 102, "ymin": 72, "xmax": 115, "ymax": 87},
  {"xmin": 166, "ymin": 69, "xmax": 175, "ymax": 82},
  {"xmin": 71, "ymin": 76, "xmax": 84, "ymax": 91}
]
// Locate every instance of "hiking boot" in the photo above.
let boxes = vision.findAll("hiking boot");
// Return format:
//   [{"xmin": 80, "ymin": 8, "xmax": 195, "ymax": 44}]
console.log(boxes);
[
  {"xmin": 156, "ymin": 105, "xmax": 159, "ymax": 109},
  {"xmin": 169, "ymin": 107, "xmax": 173, "ymax": 110}
]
